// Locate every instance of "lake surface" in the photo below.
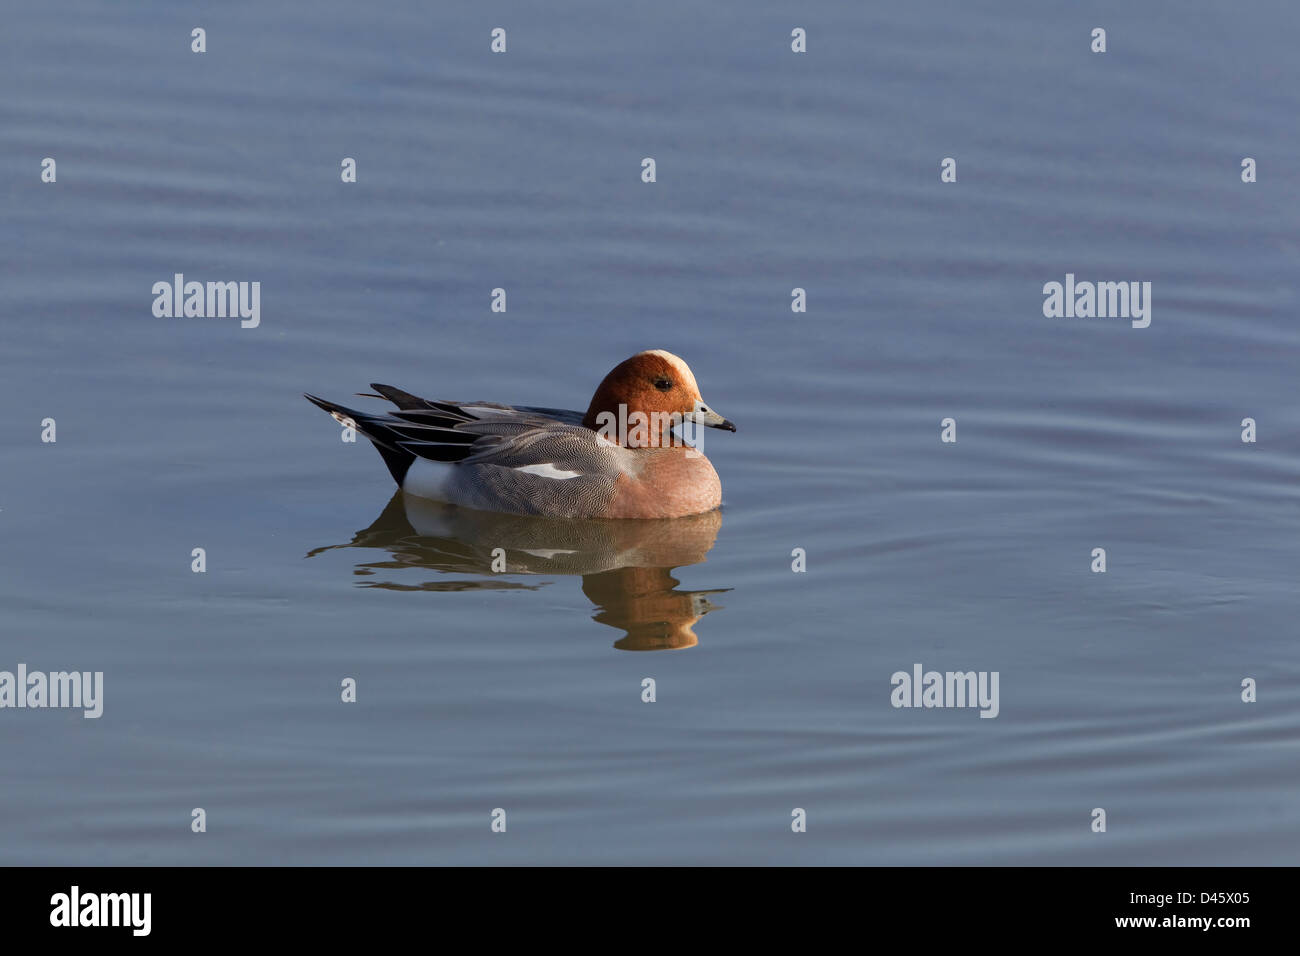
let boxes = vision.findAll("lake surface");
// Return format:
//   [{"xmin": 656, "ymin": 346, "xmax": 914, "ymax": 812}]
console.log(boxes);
[{"xmin": 2, "ymin": 0, "xmax": 1297, "ymax": 864}]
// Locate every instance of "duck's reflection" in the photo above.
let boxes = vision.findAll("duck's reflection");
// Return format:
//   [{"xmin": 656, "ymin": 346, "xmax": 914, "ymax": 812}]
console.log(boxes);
[{"xmin": 307, "ymin": 493, "xmax": 728, "ymax": 650}]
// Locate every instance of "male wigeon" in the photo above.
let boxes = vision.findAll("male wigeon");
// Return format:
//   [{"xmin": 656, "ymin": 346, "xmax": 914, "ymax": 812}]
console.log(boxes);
[{"xmin": 305, "ymin": 350, "xmax": 735, "ymax": 519}]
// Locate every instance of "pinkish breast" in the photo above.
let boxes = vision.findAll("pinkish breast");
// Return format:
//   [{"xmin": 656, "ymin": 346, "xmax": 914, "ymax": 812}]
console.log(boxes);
[{"xmin": 606, "ymin": 448, "xmax": 722, "ymax": 519}]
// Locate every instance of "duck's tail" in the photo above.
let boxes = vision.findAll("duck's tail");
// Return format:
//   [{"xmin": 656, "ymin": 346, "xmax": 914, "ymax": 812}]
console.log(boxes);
[{"xmin": 304, "ymin": 393, "xmax": 416, "ymax": 485}]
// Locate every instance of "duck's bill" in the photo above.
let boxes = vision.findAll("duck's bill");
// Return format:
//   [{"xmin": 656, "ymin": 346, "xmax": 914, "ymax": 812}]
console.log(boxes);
[{"xmin": 691, "ymin": 401, "xmax": 737, "ymax": 432}]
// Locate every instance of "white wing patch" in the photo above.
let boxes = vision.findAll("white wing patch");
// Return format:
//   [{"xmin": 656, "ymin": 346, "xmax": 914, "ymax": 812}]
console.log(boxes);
[{"xmin": 513, "ymin": 463, "xmax": 582, "ymax": 480}]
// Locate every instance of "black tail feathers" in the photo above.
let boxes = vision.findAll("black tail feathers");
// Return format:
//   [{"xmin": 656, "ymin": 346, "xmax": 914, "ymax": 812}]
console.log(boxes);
[{"xmin": 304, "ymin": 393, "xmax": 415, "ymax": 485}]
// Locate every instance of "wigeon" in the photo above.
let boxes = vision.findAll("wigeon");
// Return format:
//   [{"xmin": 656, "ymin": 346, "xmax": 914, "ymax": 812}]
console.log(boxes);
[{"xmin": 305, "ymin": 350, "xmax": 736, "ymax": 519}]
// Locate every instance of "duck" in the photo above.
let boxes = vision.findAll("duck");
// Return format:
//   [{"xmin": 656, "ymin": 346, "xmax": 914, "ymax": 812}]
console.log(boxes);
[{"xmin": 305, "ymin": 350, "xmax": 735, "ymax": 519}]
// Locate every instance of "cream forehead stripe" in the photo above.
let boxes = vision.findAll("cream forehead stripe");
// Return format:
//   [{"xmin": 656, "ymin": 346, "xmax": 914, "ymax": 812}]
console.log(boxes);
[{"xmin": 639, "ymin": 349, "xmax": 700, "ymax": 395}]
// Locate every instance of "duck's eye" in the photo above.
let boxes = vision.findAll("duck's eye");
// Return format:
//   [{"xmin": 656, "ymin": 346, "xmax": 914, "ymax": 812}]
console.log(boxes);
[{"xmin": 653, "ymin": 378, "xmax": 673, "ymax": 391}]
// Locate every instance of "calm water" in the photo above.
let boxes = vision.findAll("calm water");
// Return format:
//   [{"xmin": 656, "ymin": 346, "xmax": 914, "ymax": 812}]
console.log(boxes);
[{"xmin": 2, "ymin": 0, "xmax": 1298, "ymax": 864}]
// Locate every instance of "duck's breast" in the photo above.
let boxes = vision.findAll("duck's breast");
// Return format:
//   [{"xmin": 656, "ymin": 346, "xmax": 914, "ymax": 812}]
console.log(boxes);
[{"xmin": 605, "ymin": 448, "xmax": 722, "ymax": 519}]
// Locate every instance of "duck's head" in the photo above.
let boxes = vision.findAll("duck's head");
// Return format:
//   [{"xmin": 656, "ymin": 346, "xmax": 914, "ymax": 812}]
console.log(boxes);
[{"xmin": 582, "ymin": 350, "xmax": 736, "ymax": 444}]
